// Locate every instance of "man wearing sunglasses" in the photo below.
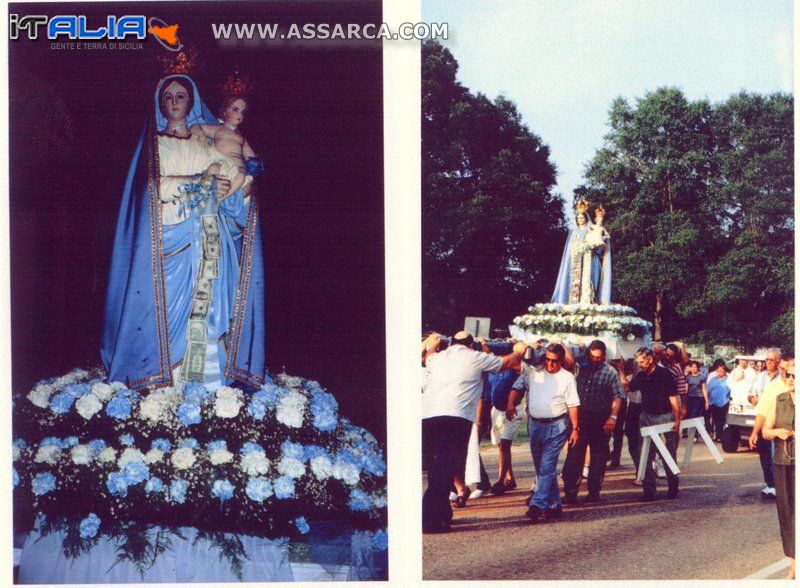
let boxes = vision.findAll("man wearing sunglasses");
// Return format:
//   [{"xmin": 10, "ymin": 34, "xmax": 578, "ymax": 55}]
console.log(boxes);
[
  {"xmin": 508, "ymin": 343, "xmax": 580, "ymax": 523},
  {"xmin": 620, "ymin": 347, "xmax": 680, "ymax": 501}
]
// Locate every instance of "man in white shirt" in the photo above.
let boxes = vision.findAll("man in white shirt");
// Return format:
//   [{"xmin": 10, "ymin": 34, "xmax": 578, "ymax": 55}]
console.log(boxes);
[
  {"xmin": 421, "ymin": 331, "xmax": 526, "ymax": 533},
  {"xmin": 729, "ymin": 358, "xmax": 756, "ymax": 407},
  {"xmin": 508, "ymin": 343, "xmax": 580, "ymax": 523}
]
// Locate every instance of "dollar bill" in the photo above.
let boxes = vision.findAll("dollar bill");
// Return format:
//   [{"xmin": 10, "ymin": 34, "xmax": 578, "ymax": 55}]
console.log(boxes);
[
  {"xmin": 201, "ymin": 258, "xmax": 219, "ymax": 279},
  {"xmin": 202, "ymin": 215, "xmax": 220, "ymax": 235},
  {"xmin": 194, "ymin": 277, "xmax": 212, "ymax": 301},
  {"xmin": 203, "ymin": 235, "xmax": 222, "ymax": 258},
  {"xmin": 180, "ymin": 341, "xmax": 206, "ymax": 383},
  {"xmin": 190, "ymin": 299, "xmax": 209, "ymax": 319},
  {"xmin": 186, "ymin": 319, "xmax": 206, "ymax": 343}
]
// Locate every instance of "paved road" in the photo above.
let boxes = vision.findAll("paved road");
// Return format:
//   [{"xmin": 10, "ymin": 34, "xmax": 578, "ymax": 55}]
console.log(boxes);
[{"xmin": 423, "ymin": 438, "xmax": 790, "ymax": 581}]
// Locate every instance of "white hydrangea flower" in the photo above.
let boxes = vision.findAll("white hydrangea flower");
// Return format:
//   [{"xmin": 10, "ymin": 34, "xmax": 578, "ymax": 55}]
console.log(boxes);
[
  {"xmin": 163, "ymin": 386, "xmax": 182, "ymax": 405},
  {"xmin": 98, "ymin": 447, "xmax": 117, "ymax": 463},
  {"xmin": 372, "ymin": 494, "xmax": 387, "ymax": 508},
  {"xmin": 277, "ymin": 457, "xmax": 306, "ymax": 479},
  {"xmin": 209, "ymin": 449, "xmax": 234, "ymax": 465},
  {"xmin": 171, "ymin": 447, "xmax": 197, "ymax": 470},
  {"xmin": 145, "ymin": 449, "xmax": 164, "ymax": 464},
  {"xmin": 214, "ymin": 386, "xmax": 243, "ymax": 419},
  {"xmin": 139, "ymin": 391, "xmax": 169, "ymax": 422},
  {"xmin": 28, "ymin": 386, "xmax": 52, "ymax": 408},
  {"xmin": 91, "ymin": 382, "xmax": 115, "ymax": 402},
  {"xmin": 110, "ymin": 381, "xmax": 128, "ymax": 392},
  {"xmin": 332, "ymin": 459, "xmax": 360, "ymax": 486},
  {"xmin": 118, "ymin": 447, "xmax": 146, "ymax": 468},
  {"xmin": 276, "ymin": 390, "xmax": 306, "ymax": 428},
  {"xmin": 240, "ymin": 450, "xmax": 270, "ymax": 476},
  {"xmin": 75, "ymin": 393, "xmax": 103, "ymax": 420},
  {"xmin": 70, "ymin": 444, "xmax": 93, "ymax": 465},
  {"xmin": 35, "ymin": 445, "xmax": 62, "ymax": 465},
  {"xmin": 280, "ymin": 375, "xmax": 304, "ymax": 388},
  {"xmin": 12, "ymin": 445, "xmax": 21, "ymax": 461},
  {"xmin": 310, "ymin": 455, "xmax": 333, "ymax": 480}
]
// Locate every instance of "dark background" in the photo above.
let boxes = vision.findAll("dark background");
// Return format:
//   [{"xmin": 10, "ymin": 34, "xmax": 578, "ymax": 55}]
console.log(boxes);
[{"xmin": 9, "ymin": 1, "xmax": 386, "ymax": 443}]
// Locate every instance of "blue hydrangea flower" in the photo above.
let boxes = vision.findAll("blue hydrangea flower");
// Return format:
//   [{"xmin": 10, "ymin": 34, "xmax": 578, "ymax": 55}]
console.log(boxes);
[
  {"xmin": 348, "ymin": 489, "xmax": 372, "ymax": 512},
  {"xmin": 306, "ymin": 390, "xmax": 339, "ymax": 431},
  {"xmin": 372, "ymin": 529, "xmax": 388, "ymax": 551},
  {"xmin": 32, "ymin": 472, "xmax": 56, "ymax": 496},
  {"xmin": 64, "ymin": 436, "xmax": 79, "ymax": 447},
  {"xmin": 258, "ymin": 382, "xmax": 280, "ymax": 405},
  {"xmin": 123, "ymin": 461, "xmax": 150, "ymax": 485},
  {"xmin": 49, "ymin": 391, "xmax": 75, "ymax": 414},
  {"xmin": 303, "ymin": 445, "xmax": 330, "ymax": 461},
  {"xmin": 79, "ymin": 513, "xmax": 101, "ymax": 539},
  {"xmin": 207, "ymin": 440, "xmax": 228, "ymax": 453},
  {"xmin": 295, "ymin": 517, "xmax": 310, "ymax": 534},
  {"xmin": 119, "ymin": 434, "xmax": 135, "ymax": 447},
  {"xmin": 245, "ymin": 477, "xmax": 273, "ymax": 502},
  {"xmin": 88, "ymin": 439, "xmax": 107, "ymax": 455},
  {"xmin": 178, "ymin": 438, "xmax": 199, "ymax": 450},
  {"xmin": 281, "ymin": 440, "xmax": 305, "ymax": 461},
  {"xmin": 211, "ymin": 479, "xmax": 235, "ymax": 503},
  {"xmin": 241, "ymin": 442, "xmax": 264, "ymax": 455},
  {"xmin": 273, "ymin": 476, "xmax": 295, "ymax": 500},
  {"xmin": 183, "ymin": 382, "xmax": 209, "ymax": 405},
  {"xmin": 145, "ymin": 477, "xmax": 164, "ymax": 494},
  {"xmin": 177, "ymin": 402, "xmax": 201, "ymax": 426},
  {"xmin": 169, "ymin": 479, "xmax": 190, "ymax": 503},
  {"xmin": 106, "ymin": 395, "xmax": 132, "ymax": 420},
  {"xmin": 106, "ymin": 472, "xmax": 129, "ymax": 497},
  {"xmin": 39, "ymin": 437, "xmax": 65, "ymax": 449},
  {"xmin": 64, "ymin": 382, "xmax": 91, "ymax": 398},
  {"xmin": 12, "ymin": 439, "xmax": 27, "ymax": 451},
  {"xmin": 151, "ymin": 438, "xmax": 172, "ymax": 453},
  {"xmin": 13, "ymin": 468, "xmax": 19, "ymax": 487},
  {"xmin": 246, "ymin": 399, "xmax": 267, "ymax": 420}
]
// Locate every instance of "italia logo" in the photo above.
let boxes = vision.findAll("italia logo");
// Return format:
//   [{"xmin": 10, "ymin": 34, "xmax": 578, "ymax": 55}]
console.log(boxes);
[{"xmin": 9, "ymin": 14, "xmax": 183, "ymax": 51}]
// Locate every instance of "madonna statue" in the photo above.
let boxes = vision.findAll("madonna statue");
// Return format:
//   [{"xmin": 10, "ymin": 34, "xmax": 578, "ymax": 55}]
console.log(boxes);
[
  {"xmin": 101, "ymin": 74, "xmax": 266, "ymax": 391},
  {"xmin": 551, "ymin": 199, "xmax": 611, "ymax": 304}
]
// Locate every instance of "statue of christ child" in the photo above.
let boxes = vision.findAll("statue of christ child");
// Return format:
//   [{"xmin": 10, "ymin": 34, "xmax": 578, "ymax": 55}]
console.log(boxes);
[{"xmin": 196, "ymin": 76, "xmax": 263, "ymax": 199}]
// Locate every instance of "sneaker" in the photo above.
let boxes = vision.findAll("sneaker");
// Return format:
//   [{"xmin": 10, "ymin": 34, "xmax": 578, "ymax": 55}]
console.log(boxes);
[
  {"xmin": 582, "ymin": 466, "xmax": 590, "ymax": 478},
  {"xmin": 525, "ymin": 505, "xmax": 543, "ymax": 522},
  {"xmin": 761, "ymin": 486, "xmax": 776, "ymax": 497},
  {"xmin": 448, "ymin": 491, "xmax": 458, "ymax": 502},
  {"xmin": 469, "ymin": 489, "xmax": 485, "ymax": 500},
  {"xmin": 656, "ymin": 465, "xmax": 666, "ymax": 479}
]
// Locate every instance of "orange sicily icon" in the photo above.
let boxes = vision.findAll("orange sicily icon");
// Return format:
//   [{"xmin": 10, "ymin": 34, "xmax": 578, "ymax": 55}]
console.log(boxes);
[{"xmin": 149, "ymin": 23, "xmax": 179, "ymax": 47}]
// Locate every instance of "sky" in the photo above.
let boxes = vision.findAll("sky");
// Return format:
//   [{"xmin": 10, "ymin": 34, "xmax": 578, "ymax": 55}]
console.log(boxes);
[{"xmin": 423, "ymin": 0, "xmax": 793, "ymax": 206}]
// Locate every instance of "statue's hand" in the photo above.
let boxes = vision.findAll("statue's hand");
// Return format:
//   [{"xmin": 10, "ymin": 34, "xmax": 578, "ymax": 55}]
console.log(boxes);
[{"xmin": 216, "ymin": 177, "xmax": 232, "ymax": 200}]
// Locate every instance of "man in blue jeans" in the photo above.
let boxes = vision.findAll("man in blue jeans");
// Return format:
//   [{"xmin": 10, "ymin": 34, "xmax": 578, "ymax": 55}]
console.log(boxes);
[{"xmin": 509, "ymin": 343, "xmax": 580, "ymax": 523}]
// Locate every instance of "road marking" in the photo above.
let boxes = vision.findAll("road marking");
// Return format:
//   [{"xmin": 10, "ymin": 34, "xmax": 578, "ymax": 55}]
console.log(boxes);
[{"xmin": 746, "ymin": 557, "xmax": 791, "ymax": 579}]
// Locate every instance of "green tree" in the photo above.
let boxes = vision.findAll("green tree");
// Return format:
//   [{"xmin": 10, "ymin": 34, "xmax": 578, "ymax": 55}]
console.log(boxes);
[
  {"xmin": 580, "ymin": 88, "xmax": 716, "ymax": 340},
  {"xmin": 422, "ymin": 40, "xmax": 565, "ymax": 333},
  {"xmin": 704, "ymin": 92, "xmax": 794, "ymax": 351},
  {"xmin": 581, "ymin": 88, "xmax": 793, "ymax": 350}
]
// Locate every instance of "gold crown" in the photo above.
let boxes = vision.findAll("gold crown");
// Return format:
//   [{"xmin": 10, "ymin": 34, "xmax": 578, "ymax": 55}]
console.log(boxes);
[
  {"xmin": 575, "ymin": 197, "xmax": 590, "ymax": 213},
  {"xmin": 221, "ymin": 71, "xmax": 252, "ymax": 100},
  {"xmin": 157, "ymin": 48, "xmax": 198, "ymax": 75}
]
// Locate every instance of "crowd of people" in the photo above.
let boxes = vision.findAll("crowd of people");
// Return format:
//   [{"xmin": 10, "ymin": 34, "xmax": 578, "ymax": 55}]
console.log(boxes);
[{"xmin": 421, "ymin": 332, "xmax": 795, "ymax": 578}]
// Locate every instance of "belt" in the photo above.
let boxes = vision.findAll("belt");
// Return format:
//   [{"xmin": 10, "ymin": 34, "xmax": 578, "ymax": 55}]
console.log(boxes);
[{"xmin": 529, "ymin": 414, "xmax": 567, "ymax": 423}]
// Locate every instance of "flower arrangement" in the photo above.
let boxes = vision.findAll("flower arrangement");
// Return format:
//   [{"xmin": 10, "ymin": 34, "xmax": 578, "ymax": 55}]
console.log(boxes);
[
  {"xmin": 13, "ymin": 368, "xmax": 387, "ymax": 578},
  {"xmin": 513, "ymin": 302, "xmax": 651, "ymax": 338}
]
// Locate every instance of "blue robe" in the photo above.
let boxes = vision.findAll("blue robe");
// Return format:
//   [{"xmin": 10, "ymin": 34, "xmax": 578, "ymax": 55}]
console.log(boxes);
[{"xmin": 101, "ymin": 75, "xmax": 266, "ymax": 390}]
